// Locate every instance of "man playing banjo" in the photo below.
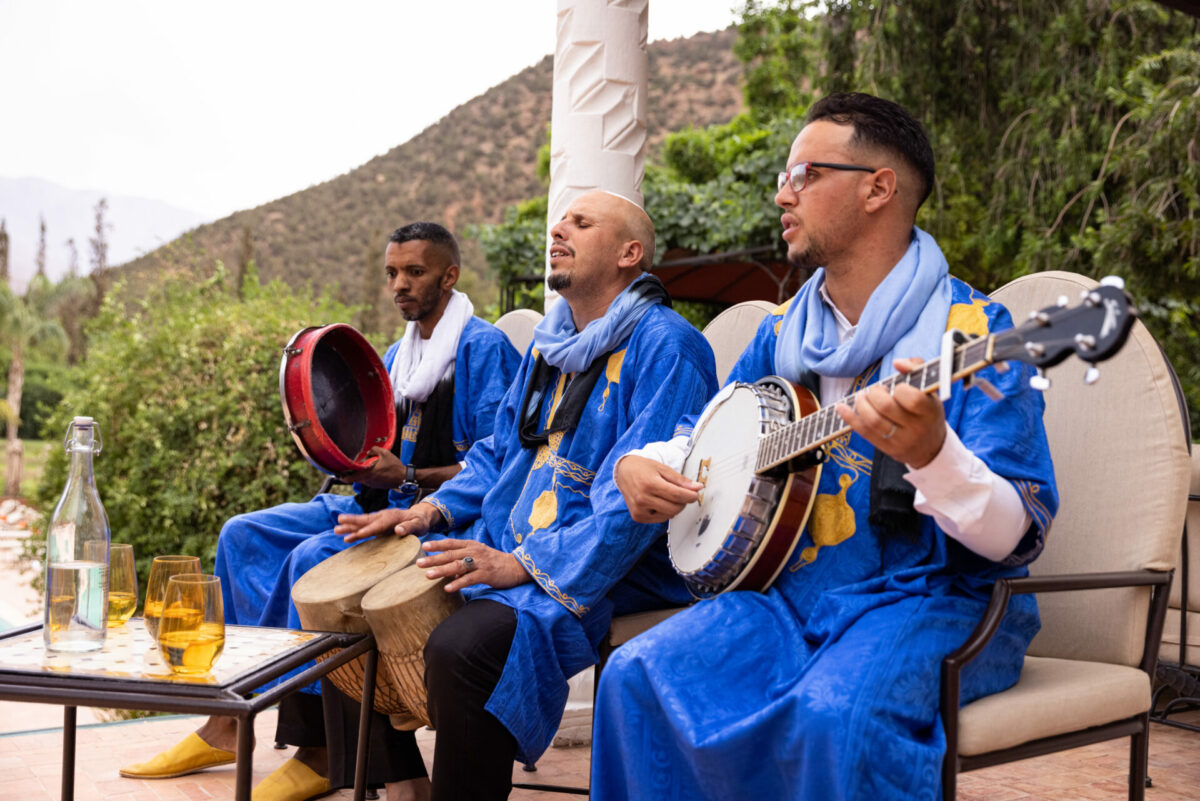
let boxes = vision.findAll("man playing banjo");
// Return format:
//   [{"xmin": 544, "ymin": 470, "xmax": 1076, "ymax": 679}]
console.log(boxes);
[
  {"xmin": 121, "ymin": 222, "xmax": 520, "ymax": 801},
  {"xmin": 592, "ymin": 93, "xmax": 1058, "ymax": 800},
  {"xmin": 337, "ymin": 190, "xmax": 718, "ymax": 801}
]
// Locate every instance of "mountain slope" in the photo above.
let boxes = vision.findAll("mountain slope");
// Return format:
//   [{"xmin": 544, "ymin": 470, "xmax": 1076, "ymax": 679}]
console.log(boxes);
[
  {"xmin": 120, "ymin": 28, "xmax": 744, "ymax": 319},
  {"xmin": 0, "ymin": 177, "xmax": 207, "ymax": 291}
]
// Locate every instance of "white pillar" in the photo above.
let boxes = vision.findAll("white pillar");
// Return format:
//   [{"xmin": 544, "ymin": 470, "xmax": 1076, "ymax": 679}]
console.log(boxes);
[
  {"xmin": 546, "ymin": 0, "xmax": 649, "ymax": 303},
  {"xmin": 546, "ymin": 0, "xmax": 649, "ymax": 746}
]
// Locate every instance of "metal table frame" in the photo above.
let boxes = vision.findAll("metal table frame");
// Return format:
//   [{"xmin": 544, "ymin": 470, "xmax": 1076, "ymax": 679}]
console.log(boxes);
[{"xmin": 0, "ymin": 622, "xmax": 379, "ymax": 801}]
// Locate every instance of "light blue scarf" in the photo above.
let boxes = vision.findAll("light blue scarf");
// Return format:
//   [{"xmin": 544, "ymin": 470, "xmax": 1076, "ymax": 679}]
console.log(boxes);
[
  {"xmin": 773, "ymin": 227, "xmax": 953, "ymax": 382},
  {"xmin": 532, "ymin": 273, "xmax": 665, "ymax": 373}
]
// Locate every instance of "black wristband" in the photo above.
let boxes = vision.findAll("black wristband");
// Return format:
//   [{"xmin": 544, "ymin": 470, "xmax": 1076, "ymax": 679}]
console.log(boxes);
[{"xmin": 399, "ymin": 463, "xmax": 419, "ymax": 492}]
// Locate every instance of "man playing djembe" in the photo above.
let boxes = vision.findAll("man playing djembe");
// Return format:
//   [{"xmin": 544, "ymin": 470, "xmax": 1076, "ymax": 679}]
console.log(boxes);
[
  {"xmin": 122, "ymin": 222, "xmax": 520, "ymax": 801},
  {"xmin": 337, "ymin": 191, "xmax": 718, "ymax": 801}
]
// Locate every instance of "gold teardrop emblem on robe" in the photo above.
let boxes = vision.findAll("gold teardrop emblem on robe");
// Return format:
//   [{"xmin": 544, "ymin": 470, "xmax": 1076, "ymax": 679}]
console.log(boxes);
[
  {"xmin": 597, "ymin": 350, "xmax": 626, "ymax": 413},
  {"xmin": 526, "ymin": 431, "xmax": 566, "ymax": 536},
  {"xmin": 795, "ymin": 473, "xmax": 856, "ymax": 567}
]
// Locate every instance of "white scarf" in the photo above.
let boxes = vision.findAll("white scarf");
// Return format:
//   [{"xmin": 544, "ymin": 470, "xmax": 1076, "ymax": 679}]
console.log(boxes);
[{"xmin": 389, "ymin": 289, "xmax": 474, "ymax": 403}]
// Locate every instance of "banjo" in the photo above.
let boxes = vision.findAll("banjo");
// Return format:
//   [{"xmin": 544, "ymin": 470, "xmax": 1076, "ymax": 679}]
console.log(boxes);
[{"xmin": 668, "ymin": 279, "xmax": 1136, "ymax": 597}]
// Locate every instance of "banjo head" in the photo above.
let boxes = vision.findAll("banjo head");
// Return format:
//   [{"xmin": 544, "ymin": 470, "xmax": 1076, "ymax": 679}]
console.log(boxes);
[{"xmin": 668, "ymin": 381, "xmax": 795, "ymax": 595}]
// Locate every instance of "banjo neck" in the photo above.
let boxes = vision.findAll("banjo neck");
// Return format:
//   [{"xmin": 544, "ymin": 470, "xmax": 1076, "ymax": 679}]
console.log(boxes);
[{"xmin": 755, "ymin": 334, "xmax": 995, "ymax": 473}]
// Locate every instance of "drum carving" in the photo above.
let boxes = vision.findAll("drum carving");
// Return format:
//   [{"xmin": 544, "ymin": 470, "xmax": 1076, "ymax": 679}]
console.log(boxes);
[{"xmin": 292, "ymin": 535, "xmax": 422, "ymax": 723}]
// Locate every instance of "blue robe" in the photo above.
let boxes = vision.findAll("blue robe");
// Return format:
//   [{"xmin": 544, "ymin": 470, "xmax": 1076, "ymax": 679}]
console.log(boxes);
[
  {"xmin": 591, "ymin": 279, "xmax": 1058, "ymax": 801},
  {"xmin": 213, "ymin": 317, "xmax": 519, "ymax": 690},
  {"xmin": 422, "ymin": 304, "xmax": 718, "ymax": 764}
]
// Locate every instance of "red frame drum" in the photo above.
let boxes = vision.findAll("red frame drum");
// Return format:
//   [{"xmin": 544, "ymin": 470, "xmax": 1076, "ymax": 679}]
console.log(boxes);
[{"xmin": 279, "ymin": 324, "xmax": 396, "ymax": 475}]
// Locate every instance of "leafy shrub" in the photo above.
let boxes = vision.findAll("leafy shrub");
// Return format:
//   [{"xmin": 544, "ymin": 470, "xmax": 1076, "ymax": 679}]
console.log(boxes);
[
  {"xmin": 0, "ymin": 360, "xmax": 68, "ymax": 439},
  {"xmin": 28, "ymin": 267, "xmax": 359, "ymax": 589}
]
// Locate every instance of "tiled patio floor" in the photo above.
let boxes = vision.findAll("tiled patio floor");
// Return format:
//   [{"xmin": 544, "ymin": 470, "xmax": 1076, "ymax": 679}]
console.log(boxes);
[{"xmin": 0, "ymin": 704, "xmax": 1196, "ymax": 800}]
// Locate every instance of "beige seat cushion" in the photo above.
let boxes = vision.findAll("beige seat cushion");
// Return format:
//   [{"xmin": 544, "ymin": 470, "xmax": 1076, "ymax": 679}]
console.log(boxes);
[
  {"xmin": 608, "ymin": 608, "xmax": 683, "ymax": 648},
  {"xmin": 701, "ymin": 300, "xmax": 777, "ymax": 384},
  {"xmin": 958, "ymin": 656, "xmax": 1150, "ymax": 756}
]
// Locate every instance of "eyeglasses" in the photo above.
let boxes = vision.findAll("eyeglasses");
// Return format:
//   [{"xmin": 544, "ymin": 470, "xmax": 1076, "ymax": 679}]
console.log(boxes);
[{"xmin": 776, "ymin": 162, "xmax": 877, "ymax": 194}]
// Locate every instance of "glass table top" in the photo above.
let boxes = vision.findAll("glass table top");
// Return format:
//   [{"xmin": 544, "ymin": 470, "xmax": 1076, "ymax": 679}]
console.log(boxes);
[{"xmin": 0, "ymin": 619, "xmax": 322, "ymax": 686}]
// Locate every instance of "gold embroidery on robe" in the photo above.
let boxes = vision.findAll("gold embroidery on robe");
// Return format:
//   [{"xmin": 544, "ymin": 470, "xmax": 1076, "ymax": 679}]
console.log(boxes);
[
  {"xmin": 598, "ymin": 349, "xmax": 626, "ymax": 413},
  {"xmin": 789, "ymin": 371, "xmax": 877, "ymax": 572},
  {"xmin": 529, "ymin": 489, "xmax": 558, "ymax": 533},
  {"xmin": 402, "ymin": 407, "xmax": 422, "ymax": 443},
  {"xmin": 795, "ymin": 473, "xmax": 857, "ymax": 567},
  {"xmin": 772, "ymin": 298, "xmax": 794, "ymax": 336},
  {"xmin": 946, "ymin": 295, "xmax": 991, "ymax": 338}
]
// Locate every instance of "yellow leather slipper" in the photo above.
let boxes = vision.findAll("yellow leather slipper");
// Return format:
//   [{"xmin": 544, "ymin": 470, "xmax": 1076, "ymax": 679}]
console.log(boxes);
[
  {"xmin": 251, "ymin": 758, "xmax": 333, "ymax": 801},
  {"xmin": 119, "ymin": 732, "xmax": 236, "ymax": 779}
]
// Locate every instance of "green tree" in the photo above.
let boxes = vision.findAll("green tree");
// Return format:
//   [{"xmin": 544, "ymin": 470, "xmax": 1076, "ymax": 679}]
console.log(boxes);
[
  {"xmin": 35, "ymin": 216, "xmax": 47, "ymax": 279},
  {"xmin": 29, "ymin": 268, "xmax": 358, "ymax": 583},
  {"xmin": 0, "ymin": 219, "xmax": 10, "ymax": 284},
  {"xmin": 0, "ymin": 275, "xmax": 68, "ymax": 496}
]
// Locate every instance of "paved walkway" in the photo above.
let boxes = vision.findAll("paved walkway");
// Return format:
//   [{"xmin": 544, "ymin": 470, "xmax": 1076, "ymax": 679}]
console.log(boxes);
[{"xmin": 0, "ymin": 706, "xmax": 1197, "ymax": 800}]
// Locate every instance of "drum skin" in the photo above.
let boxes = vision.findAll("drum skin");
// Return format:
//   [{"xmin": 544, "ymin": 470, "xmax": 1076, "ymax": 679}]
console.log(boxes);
[{"xmin": 280, "ymin": 324, "xmax": 396, "ymax": 475}]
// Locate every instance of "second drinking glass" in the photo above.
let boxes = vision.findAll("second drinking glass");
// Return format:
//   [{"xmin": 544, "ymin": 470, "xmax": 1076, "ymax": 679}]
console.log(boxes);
[{"xmin": 143, "ymin": 555, "xmax": 202, "ymax": 639}]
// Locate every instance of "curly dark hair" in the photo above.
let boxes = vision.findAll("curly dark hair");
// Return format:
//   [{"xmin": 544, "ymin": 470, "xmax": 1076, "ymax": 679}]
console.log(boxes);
[
  {"xmin": 388, "ymin": 221, "xmax": 460, "ymax": 266},
  {"xmin": 806, "ymin": 92, "xmax": 935, "ymax": 208}
]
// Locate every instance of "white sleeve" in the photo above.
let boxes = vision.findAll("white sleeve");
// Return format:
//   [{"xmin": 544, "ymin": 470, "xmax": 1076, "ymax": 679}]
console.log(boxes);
[
  {"xmin": 616, "ymin": 435, "xmax": 691, "ymax": 474},
  {"xmin": 903, "ymin": 425, "xmax": 1031, "ymax": 562}
]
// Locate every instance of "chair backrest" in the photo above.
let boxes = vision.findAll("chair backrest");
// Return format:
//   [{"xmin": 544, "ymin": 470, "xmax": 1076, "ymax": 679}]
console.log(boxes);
[
  {"xmin": 701, "ymin": 300, "xmax": 777, "ymax": 385},
  {"xmin": 494, "ymin": 308, "xmax": 542, "ymax": 356},
  {"xmin": 1169, "ymin": 450, "xmax": 1200, "ymax": 614},
  {"xmin": 990, "ymin": 271, "xmax": 1190, "ymax": 667},
  {"xmin": 1163, "ymin": 449, "xmax": 1200, "ymax": 667}
]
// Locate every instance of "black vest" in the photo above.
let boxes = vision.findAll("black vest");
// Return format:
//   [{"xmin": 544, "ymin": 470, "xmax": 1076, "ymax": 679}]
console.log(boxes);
[{"xmin": 355, "ymin": 365, "xmax": 457, "ymax": 513}]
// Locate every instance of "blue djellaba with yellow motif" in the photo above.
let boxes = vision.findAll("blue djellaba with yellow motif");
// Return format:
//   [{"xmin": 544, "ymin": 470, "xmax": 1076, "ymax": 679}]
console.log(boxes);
[
  {"xmin": 422, "ymin": 301, "xmax": 717, "ymax": 765},
  {"xmin": 214, "ymin": 316, "xmax": 520, "ymax": 693},
  {"xmin": 591, "ymin": 275, "xmax": 1058, "ymax": 801}
]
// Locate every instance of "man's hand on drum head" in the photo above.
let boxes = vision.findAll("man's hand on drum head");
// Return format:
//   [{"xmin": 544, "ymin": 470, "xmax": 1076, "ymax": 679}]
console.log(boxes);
[
  {"xmin": 417, "ymin": 539, "xmax": 532, "ymax": 592},
  {"xmin": 614, "ymin": 454, "xmax": 703, "ymax": 524},
  {"xmin": 335, "ymin": 502, "xmax": 443, "ymax": 543}
]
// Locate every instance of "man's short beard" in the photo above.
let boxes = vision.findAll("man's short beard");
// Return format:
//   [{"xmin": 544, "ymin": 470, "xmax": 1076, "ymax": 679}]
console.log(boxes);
[
  {"xmin": 547, "ymin": 272, "xmax": 572, "ymax": 292},
  {"xmin": 787, "ymin": 244, "xmax": 826, "ymax": 272},
  {"xmin": 398, "ymin": 291, "xmax": 442, "ymax": 323}
]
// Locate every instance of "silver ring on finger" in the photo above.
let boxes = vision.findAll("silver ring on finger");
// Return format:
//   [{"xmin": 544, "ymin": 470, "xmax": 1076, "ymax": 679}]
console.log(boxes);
[
  {"xmin": 882, "ymin": 422, "xmax": 897, "ymax": 440},
  {"xmin": 460, "ymin": 556, "xmax": 476, "ymax": 574}
]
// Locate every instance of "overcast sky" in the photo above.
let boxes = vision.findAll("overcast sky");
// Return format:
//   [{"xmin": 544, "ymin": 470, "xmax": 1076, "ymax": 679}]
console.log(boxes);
[{"xmin": 0, "ymin": 0, "xmax": 741, "ymax": 220}]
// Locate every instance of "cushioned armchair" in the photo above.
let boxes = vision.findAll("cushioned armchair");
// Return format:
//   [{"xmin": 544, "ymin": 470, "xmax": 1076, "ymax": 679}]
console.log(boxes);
[
  {"xmin": 940, "ymin": 271, "xmax": 1192, "ymax": 801},
  {"xmin": 1153, "ymin": 448, "xmax": 1200, "ymax": 729}
]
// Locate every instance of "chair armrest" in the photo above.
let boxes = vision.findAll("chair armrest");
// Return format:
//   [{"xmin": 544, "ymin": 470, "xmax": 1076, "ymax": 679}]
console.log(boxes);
[
  {"xmin": 317, "ymin": 475, "xmax": 349, "ymax": 495},
  {"xmin": 941, "ymin": 568, "xmax": 1174, "ymax": 712},
  {"xmin": 940, "ymin": 567, "xmax": 1174, "ymax": 770}
]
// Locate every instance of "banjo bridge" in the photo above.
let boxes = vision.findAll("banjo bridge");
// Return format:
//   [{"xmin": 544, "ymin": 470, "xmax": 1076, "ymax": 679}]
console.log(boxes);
[{"xmin": 695, "ymin": 457, "xmax": 712, "ymax": 503}]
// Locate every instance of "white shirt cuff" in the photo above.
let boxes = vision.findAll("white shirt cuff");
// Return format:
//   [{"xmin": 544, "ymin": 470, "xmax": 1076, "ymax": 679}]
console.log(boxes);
[{"xmin": 904, "ymin": 425, "xmax": 1031, "ymax": 562}]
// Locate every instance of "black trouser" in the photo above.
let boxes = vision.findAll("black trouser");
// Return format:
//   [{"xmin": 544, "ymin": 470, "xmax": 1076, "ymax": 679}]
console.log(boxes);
[
  {"xmin": 275, "ymin": 678, "xmax": 428, "ymax": 788},
  {"xmin": 424, "ymin": 599, "xmax": 519, "ymax": 801}
]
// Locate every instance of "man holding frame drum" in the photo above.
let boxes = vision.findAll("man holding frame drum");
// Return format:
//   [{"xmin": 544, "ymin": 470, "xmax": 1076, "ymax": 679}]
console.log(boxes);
[
  {"xmin": 337, "ymin": 191, "xmax": 719, "ymax": 801},
  {"xmin": 121, "ymin": 223, "xmax": 520, "ymax": 801}
]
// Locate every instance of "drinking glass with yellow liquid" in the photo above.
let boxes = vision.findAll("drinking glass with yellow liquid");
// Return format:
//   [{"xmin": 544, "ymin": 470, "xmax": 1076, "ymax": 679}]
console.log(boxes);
[
  {"xmin": 144, "ymin": 555, "xmax": 201, "ymax": 639},
  {"xmin": 157, "ymin": 574, "xmax": 225, "ymax": 675},
  {"xmin": 106, "ymin": 544, "xmax": 138, "ymax": 625}
]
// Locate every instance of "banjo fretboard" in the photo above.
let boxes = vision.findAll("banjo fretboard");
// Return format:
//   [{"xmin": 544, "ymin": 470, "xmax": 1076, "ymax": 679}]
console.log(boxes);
[{"xmin": 755, "ymin": 335, "xmax": 994, "ymax": 472}]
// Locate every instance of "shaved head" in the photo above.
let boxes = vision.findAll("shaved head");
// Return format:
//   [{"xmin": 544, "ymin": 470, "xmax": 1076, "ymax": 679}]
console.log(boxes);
[{"xmin": 589, "ymin": 190, "xmax": 656, "ymax": 270}]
